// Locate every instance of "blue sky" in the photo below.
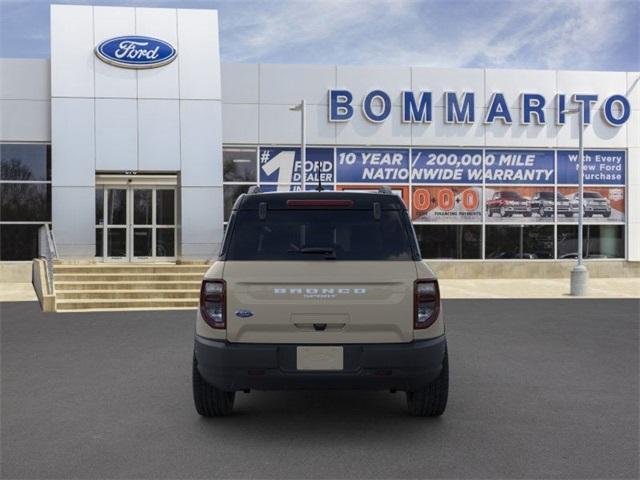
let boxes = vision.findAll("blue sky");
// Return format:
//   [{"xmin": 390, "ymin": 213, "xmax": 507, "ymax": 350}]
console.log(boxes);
[{"xmin": 0, "ymin": 0, "xmax": 638, "ymax": 70}]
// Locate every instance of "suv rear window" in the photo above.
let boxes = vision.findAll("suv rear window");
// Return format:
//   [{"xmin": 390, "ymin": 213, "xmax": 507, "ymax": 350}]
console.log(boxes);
[{"xmin": 224, "ymin": 209, "xmax": 417, "ymax": 261}]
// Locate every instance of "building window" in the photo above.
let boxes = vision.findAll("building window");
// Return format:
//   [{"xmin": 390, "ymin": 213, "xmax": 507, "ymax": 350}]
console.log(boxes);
[
  {"xmin": 0, "ymin": 224, "xmax": 41, "ymax": 261},
  {"xmin": 0, "ymin": 144, "xmax": 51, "ymax": 261},
  {"xmin": 415, "ymin": 225, "xmax": 482, "ymax": 259},
  {"xmin": 486, "ymin": 225, "xmax": 554, "ymax": 260},
  {"xmin": 0, "ymin": 183, "xmax": 51, "ymax": 221},
  {"xmin": 1, "ymin": 144, "xmax": 50, "ymax": 181},
  {"xmin": 222, "ymin": 145, "xmax": 629, "ymax": 262},
  {"xmin": 557, "ymin": 225, "xmax": 624, "ymax": 259},
  {"xmin": 223, "ymin": 148, "xmax": 257, "ymax": 182}
]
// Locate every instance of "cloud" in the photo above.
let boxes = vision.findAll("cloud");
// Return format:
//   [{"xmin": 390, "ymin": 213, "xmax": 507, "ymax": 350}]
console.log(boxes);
[
  {"xmin": 218, "ymin": 0, "xmax": 416, "ymax": 62},
  {"xmin": 0, "ymin": 0, "xmax": 637, "ymax": 70},
  {"xmin": 217, "ymin": 0, "xmax": 638, "ymax": 70}
]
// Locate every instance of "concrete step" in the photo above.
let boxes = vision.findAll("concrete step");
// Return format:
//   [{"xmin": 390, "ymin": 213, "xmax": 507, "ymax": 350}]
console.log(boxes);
[
  {"xmin": 50, "ymin": 263, "xmax": 207, "ymax": 312},
  {"xmin": 54, "ymin": 273, "xmax": 204, "ymax": 282},
  {"xmin": 53, "ymin": 264, "xmax": 209, "ymax": 274},
  {"xmin": 55, "ymin": 281, "xmax": 201, "ymax": 291},
  {"xmin": 55, "ymin": 298, "xmax": 199, "ymax": 311},
  {"xmin": 56, "ymin": 289, "xmax": 199, "ymax": 300},
  {"xmin": 56, "ymin": 306, "xmax": 197, "ymax": 313}
]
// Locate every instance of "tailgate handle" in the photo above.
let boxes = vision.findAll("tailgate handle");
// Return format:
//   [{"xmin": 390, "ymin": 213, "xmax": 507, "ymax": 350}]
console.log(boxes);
[{"xmin": 293, "ymin": 322, "xmax": 346, "ymax": 331}]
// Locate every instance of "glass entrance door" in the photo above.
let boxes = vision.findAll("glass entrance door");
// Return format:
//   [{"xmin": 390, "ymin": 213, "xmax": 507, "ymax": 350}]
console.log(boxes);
[
  {"xmin": 105, "ymin": 188, "xmax": 128, "ymax": 261},
  {"xmin": 96, "ymin": 185, "xmax": 176, "ymax": 262},
  {"xmin": 132, "ymin": 188, "xmax": 153, "ymax": 260}
]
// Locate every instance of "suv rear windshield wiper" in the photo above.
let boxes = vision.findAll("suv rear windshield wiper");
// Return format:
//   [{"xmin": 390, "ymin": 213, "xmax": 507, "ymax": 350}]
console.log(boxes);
[{"xmin": 287, "ymin": 247, "xmax": 336, "ymax": 259}]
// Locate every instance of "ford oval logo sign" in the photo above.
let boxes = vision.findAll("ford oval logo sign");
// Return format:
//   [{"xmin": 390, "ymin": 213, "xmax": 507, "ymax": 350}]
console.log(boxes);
[
  {"xmin": 235, "ymin": 310, "xmax": 254, "ymax": 318},
  {"xmin": 95, "ymin": 36, "xmax": 177, "ymax": 69}
]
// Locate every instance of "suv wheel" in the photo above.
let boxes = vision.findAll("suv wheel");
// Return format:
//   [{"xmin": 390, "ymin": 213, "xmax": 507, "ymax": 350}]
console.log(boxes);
[
  {"xmin": 406, "ymin": 349, "xmax": 449, "ymax": 417},
  {"xmin": 193, "ymin": 355, "xmax": 235, "ymax": 417}
]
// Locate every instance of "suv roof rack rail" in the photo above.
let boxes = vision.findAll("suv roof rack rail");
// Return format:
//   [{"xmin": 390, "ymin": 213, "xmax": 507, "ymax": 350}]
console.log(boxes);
[
  {"xmin": 247, "ymin": 186, "xmax": 262, "ymax": 194},
  {"xmin": 378, "ymin": 185, "xmax": 393, "ymax": 195}
]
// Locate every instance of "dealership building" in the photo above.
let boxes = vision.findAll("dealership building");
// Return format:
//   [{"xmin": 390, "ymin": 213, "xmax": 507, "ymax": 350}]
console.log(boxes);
[{"xmin": 1, "ymin": 4, "xmax": 639, "ymax": 276}]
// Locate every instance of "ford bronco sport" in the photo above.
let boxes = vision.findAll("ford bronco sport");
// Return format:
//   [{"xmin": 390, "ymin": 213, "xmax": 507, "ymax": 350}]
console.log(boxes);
[{"xmin": 192, "ymin": 187, "xmax": 448, "ymax": 417}]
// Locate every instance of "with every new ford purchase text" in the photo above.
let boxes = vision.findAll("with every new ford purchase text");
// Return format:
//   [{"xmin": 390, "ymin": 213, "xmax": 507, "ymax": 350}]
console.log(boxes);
[{"xmin": 193, "ymin": 188, "xmax": 448, "ymax": 416}]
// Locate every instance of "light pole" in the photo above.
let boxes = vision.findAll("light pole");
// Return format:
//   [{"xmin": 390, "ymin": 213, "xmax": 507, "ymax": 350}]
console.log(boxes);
[
  {"xmin": 289, "ymin": 100, "xmax": 306, "ymax": 191},
  {"xmin": 564, "ymin": 104, "xmax": 588, "ymax": 295}
]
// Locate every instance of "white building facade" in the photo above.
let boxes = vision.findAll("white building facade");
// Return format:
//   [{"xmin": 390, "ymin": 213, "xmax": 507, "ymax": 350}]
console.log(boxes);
[{"xmin": 0, "ymin": 4, "xmax": 638, "ymax": 267}]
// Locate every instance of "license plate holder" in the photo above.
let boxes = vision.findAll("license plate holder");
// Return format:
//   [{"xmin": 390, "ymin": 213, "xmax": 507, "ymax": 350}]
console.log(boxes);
[{"xmin": 296, "ymin": 346, "xmax": 344, "ymax": 371}]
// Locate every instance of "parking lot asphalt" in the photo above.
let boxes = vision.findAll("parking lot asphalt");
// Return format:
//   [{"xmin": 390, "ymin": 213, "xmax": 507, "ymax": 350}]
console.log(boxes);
[{"xmin": 1, "ymin": 299, "xmax": 638, "ymax": 479}]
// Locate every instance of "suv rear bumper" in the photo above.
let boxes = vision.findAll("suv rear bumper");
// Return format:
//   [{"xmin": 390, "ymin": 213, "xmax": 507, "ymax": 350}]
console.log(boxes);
[{"xmin": 194, "ymin": 335, "xmax": 447, "ymax": 392}]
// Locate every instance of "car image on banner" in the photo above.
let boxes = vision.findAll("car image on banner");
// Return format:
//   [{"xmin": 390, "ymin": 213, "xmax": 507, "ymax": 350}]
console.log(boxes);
[
  {"xmin": 412, "ymin": 186, "xmax": 482, "ymax": 223},
  {"xmin": 557, "ymin": 187, "xmax": 624, "ymax": 223},
  {"xmin": 485, "ymin": 187, "xmax": 555, "ymax": 222}
]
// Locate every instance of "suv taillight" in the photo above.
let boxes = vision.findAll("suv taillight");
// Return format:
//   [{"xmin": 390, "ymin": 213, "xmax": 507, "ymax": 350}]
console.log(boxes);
[
  {"xmin": 414, "ymin": 280, "xmax": 440, "ymax": 329},
  {"xmin": 200, "ymin": 280, "xmax": 226, "ymax": 329}
]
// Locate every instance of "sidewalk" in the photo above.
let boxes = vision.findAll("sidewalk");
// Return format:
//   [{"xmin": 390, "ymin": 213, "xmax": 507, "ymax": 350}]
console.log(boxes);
[
  {"xmin": 0, "ymin": 279, "xmax": 638, "ymax": 304},
  {"xmin": 439, "ymin": 278, "xmax": 640, "ymax": 299},
  {"xmin": 0, "ymin": 283, "xmax": 37, "ymax": 302}
]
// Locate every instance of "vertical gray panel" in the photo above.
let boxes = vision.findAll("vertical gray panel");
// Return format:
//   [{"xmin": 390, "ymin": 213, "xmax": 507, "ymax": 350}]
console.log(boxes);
[
  {"xmin": 221, "ymin": 103, "xmax": 259, "ymax": 144},
  {"xmin": 259, "ymin": 64, "xmax": 335, "ymax": 105},
  {"xmin": 52, "ymin": 186, "xmax": 95, "ymax": 259},
  {"xmin": 51, "ymin": 98, "xmax": 95, "ymax": 186},
  {"xmin": 180, "ymin": 186, "xmax": 223, "ymax": 260},
  {"xmin": 95, "ymin": 98, "xmax": 137, "ymax": 171},
  {"xmin": 0, "ymin": 59, "xmax": 50, "ymax": 100},
  {"xmin": 0, "ymin": 100, "xmax": 51, "ymax": 142},
  {"xmin": 136, "ymin": 7, "xmax": 180, "ymax": 99},
  {"xmin": 221, "ymin": 63, "xmax": 259, "ymax": 103},
  {"xmin": 93, "ymin": 6, "xmax": 137, "ymax": 98},
  {"xmin": 138, "ymin": 99, "xmax": 180, "ymax": 171},
  {"xmin": 50, "ymin": 4, "xmax": 95, "ymax": 98},
  {"xmin": 180, "ymin": 100, "xmax": 222, "ymax": 187},
  {"xmin": 177, "ymin": 9, "xmax": 221, "ymax": 100}
]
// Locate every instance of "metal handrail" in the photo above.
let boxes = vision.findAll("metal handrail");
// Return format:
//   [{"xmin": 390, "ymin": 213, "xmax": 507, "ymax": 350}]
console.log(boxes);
[{"xmin": 38, "ymin": 224, "xmax": 58, "ymax": 294}]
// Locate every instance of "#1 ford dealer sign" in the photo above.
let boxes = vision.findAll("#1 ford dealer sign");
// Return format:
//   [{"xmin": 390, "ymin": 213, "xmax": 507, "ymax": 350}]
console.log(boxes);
[{"xmin": 95, "ymin": 35, "xmax": 177, "ymax": 69}]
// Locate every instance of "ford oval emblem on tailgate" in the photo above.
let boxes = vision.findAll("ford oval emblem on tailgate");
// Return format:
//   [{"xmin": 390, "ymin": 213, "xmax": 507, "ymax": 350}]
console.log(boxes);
[
  {"xmin": 235, "ymin": 310, "xmax": 254, "ymax": 318},
  {"xmin": 95, "ymin": 36, "xmax": 177, "ymax": 69}
]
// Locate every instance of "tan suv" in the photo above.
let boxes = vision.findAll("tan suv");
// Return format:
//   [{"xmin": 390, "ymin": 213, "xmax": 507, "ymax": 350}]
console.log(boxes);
[{"xmin": 192, "ymin": 187, "xmax": 448, "ymax": 416}]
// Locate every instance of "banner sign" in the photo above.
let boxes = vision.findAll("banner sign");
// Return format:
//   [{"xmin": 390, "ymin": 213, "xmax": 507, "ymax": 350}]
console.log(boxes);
[
  {"xmin": 259, "ymin": 147, "xmax": 334, "ymax": 185},
  {"xmin": 557, "ymin": 150, "xmax": 625, "ymax": 185},
  {"xmin": 484, "ymin": 150, "xmax": 554, "ymax": 184},
  {"xmin": 411, "ymin": 149, "xmax": 483, "ymax": 184},
  {"xmin": 336, "ymin": 148, "xmax": 409, "ymax": 183},
  {"xmin": 412, "ymin": 186, "xmax": 482, "ymax": 222}
]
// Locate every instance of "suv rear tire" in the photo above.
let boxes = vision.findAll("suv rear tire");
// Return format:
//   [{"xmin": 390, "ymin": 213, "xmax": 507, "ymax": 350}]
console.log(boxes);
[
  {"xmin": 193, "ymin": 355, "xmax": 235, "ymax": 417},
  {"xmin": 406, "ymin": 349, "xmax": 449, "ymax": 417}
]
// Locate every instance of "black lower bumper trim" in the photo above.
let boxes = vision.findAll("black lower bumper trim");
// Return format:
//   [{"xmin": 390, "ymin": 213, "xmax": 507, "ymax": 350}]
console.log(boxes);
[{"xmin": 194, "ymin": 335, "xmax": 447, "ymax": 392}]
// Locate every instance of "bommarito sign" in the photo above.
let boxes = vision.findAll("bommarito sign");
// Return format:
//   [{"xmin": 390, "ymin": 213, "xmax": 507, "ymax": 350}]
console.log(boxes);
[{"xmin": 328, "ymin": 90, "xmax": 631, "ymax": 127}]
